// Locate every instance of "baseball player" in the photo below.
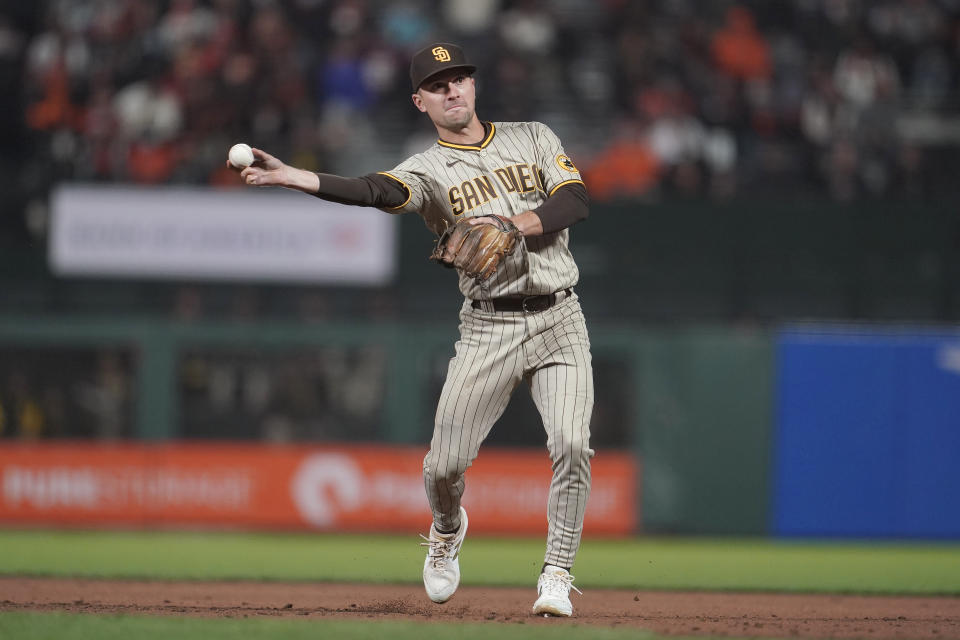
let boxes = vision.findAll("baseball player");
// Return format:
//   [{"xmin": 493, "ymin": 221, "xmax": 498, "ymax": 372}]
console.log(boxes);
[{"xmin": 233, "ymin": 43, "xmax": 594, "ymax": 617}]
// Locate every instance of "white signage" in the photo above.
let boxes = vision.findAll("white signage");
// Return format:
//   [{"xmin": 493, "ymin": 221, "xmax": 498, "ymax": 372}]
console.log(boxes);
[
  {"xmin": 49, "ymin": 184, "xmax": 397, "ymax": 284},
  {"xmin": 3, "ymin": 465, "xmax": 253, "ymax": 511}
]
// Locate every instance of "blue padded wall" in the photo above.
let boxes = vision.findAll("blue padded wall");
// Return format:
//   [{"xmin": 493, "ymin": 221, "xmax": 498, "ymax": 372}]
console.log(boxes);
[{"xmin": 774, "ymin": 327, "xmax": 960, "ymax": 538}]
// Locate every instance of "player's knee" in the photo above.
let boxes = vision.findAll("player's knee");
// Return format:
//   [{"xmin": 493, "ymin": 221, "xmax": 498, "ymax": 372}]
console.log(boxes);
[
  {"xmin": 549, "ymin": 431, "xmax": 593, "ymax": 465},
  {"xmin": 424, "ymin": 451, "xmax": 469, "ymax": 484}
]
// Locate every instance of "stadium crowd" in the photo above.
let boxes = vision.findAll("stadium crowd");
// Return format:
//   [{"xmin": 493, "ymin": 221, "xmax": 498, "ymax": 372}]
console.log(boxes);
[{"xmin": 6, "ymin": 0, "xmax": 959, "ymax": 218}]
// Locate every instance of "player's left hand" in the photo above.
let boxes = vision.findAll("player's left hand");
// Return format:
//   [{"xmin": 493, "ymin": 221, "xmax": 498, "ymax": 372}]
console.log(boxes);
[
  {"xmin": 431, "ymin": 216, "xmax": 522, "ymax": 283},
  {"xmin": 470, "ymin": 212, "xmax": 542, "ymax": 237}
]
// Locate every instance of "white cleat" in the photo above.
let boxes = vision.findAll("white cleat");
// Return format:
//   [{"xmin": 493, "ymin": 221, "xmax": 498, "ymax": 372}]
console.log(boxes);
[
  {"xmin": 532, "ymin": 565, "xmax": 582, "ymax": 617},
  {"xmin": 420, "ymin": 506, "xmax": 468, "ymax": 603}
]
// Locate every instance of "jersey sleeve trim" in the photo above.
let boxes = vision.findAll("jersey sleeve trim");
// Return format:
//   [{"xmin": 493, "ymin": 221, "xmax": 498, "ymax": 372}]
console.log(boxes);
[
  {"xmin": 377, "ymin": 172, "xmax": 413, "ymax": 209},
  {"xmin": 548, "ymin": 179, "xmax": 585, "ymax": 197}
]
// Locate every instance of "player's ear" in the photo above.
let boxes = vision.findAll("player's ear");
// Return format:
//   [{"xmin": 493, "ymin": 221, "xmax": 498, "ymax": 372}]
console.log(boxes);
[{"xmin": 411, "ymin": 92, "xmax": 427, "ymax": 113}]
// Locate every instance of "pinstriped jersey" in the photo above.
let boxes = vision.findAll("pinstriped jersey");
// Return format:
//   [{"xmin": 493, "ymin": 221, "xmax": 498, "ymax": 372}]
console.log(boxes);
[{"xmin": 379, "ymin": 121, "xmax": 584, "ymax": 300}]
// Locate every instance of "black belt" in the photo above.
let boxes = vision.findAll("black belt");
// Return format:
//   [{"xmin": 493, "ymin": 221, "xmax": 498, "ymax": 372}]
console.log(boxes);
[{"xmin": 471, "ymin": 289, "xmax": 572, "ymax": 313}]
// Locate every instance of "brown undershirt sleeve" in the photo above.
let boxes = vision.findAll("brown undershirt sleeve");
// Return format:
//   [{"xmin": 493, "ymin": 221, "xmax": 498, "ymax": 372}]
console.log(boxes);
[
  {"xmin": 311, "ymin": 172, "xmax": 408, "ymax": 208},
  {"xmin": 533, "ymin": 182, "xmax": 589, "ymax": 234}
]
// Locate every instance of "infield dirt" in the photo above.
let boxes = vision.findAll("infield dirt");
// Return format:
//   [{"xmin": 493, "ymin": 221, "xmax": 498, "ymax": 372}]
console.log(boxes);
[{"xmin": 2, "ymin": 577, "xmax": 958, "ymax": 639}]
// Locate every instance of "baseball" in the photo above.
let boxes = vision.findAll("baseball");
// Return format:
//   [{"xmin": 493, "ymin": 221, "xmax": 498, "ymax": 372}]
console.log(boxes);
[{"xmin": 228, "ymin": 143, "xmax": 254, "ymax": 169}]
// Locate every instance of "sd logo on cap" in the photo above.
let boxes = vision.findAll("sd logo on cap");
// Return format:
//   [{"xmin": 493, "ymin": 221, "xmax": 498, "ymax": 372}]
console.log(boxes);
[{"xmin": 410, "ymin": 43, "xmax": 477, "ymax": 90}]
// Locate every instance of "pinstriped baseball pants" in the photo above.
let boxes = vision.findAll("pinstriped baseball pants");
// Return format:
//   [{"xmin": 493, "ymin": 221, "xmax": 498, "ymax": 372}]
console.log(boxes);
[{"xmin": 423, "ymin": 293, "xmax": 594, "ymax": 569}]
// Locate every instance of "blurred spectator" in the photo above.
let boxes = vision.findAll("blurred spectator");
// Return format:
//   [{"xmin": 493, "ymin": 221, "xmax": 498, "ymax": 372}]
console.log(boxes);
[
  {"xmin": 443, "ymin": 0, "xmax": 499, "ymax": 36},
  {"xmin": 832, "ymin": 39, "xmax": 900, "ymax": 109},
  {"xmin": 75, "ymin": 353, "xmax": 130, "ymax": 439},
  {"xmin": 380, "ymin": 1, "xmax": 433, "ymax": 47},
  {"xmin": 582, "ymin": 118, "xmax": 661, "ymax": 200},
  {"xmin": 711, "ymin": 6, "xmax": 772, "ymax": 81},
  {"xmin": 113, "ymin": 66, "xmax": 184, "ymax": 182},
  {"xmin": 3, "ymin": 373, "xmax": 45, "ymax": 439},
  {"xmin": 320, "ymin": 39, "xmax": 372, "ymax": 111},
  {"xmin": 499, "ymin": 0, "xmax": 557, "ymax": 55}
]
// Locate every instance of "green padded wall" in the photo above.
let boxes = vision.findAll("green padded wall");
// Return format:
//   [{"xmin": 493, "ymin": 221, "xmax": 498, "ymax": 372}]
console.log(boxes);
[{"xmin": 636, "ymin": 329, "xmax": 773, "ymax": 535}]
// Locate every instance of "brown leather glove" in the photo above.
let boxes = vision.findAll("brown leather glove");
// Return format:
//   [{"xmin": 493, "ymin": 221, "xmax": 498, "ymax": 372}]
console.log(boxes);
[{"xmin": 429, "ymin": 216, "xmax": 522, "ymax": 283}]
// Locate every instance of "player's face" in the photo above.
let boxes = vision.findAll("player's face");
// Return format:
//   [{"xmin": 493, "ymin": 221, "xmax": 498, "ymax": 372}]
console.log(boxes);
[{"xmin": 412, "ymin": 71, "xmax": 477, "ymax": 132}]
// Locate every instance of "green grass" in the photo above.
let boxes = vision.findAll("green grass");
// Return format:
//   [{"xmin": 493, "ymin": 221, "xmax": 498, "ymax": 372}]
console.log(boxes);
[
  {"xmin": 1, "ymin": 529, "xmax": 959, "ymax": 594},
  {"xmin": 3, "ymin": 530, "xmax": 959, "ymax": 640},
  {"xmin": 0, "ymin": 611, "xmax": 679, "ymax": 640}
]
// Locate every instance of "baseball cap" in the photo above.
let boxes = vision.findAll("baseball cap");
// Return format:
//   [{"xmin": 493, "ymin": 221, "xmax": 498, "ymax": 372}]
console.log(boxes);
[{"xmin": 410, "ymin": 43, "xmax": 477, "ymax": 90}]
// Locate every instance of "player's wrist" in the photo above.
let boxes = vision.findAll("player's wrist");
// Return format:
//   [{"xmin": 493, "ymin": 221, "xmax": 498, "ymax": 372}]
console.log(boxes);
[
  {"xmin": 513, "ymin": 211, "xmax": 543, "ymax": 237},
  {"xmin": 284, "ymin": 166, "xmax": 320, "ymax": 193}
]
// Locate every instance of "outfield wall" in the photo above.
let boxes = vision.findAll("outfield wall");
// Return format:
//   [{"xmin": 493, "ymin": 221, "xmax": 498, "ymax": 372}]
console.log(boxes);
[
  {"xmin": 0, "ymin": 316, "xmax": 770, "ymax": 536},
  {"xmin": 1, "ymin": 317, "xmax": 958, "ymax": 538}
]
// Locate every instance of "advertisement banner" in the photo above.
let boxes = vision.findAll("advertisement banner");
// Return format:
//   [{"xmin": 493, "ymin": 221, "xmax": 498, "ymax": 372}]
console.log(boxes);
[
  {"xmin": 0, "ymin": 443, "xmax": 637, "ymax": 535},
  {"xmin": 49, "ymin": 184, "xmax": 397, "ymax": 284}
]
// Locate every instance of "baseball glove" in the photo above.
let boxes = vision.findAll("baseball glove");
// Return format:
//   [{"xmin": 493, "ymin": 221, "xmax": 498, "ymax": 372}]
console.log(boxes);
[{"xmin": 429, "ymin": 216, "xmax": 522, "ymax": 283}]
